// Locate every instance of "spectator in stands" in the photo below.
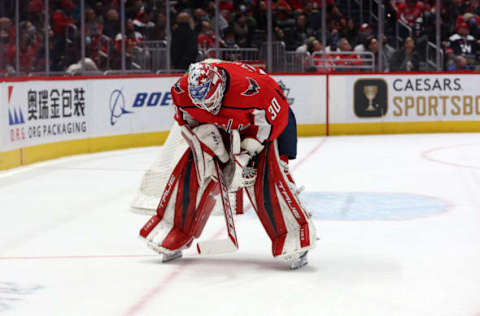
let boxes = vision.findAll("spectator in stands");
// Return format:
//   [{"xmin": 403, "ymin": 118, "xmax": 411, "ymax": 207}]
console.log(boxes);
[
  {"xmin": 221, "ymin": 9, "xmax": 233, "ymax": 26},
  {"xmin": 305, "ymin": 3, "xmax": 322, "ymax": 31},
  {"xmin": 253, "ymin": 0, "xmax": 267, "ymax": 31},
  {"xmin": 133, "ymin": 8, "xmax": 155, "ymax": 37},
  {"xmin": 325, "ymin": 29, "xmax": 340, "ymax": 53},
  {"xmin": 34, "ymin": 29, "xmax": 49, "ymax": 71},
  {"xmin": 333, "ymin": 37, "xmax": 363, "ymax": 72},
  {"xmin": 232, "ymin": 14, "xmax": 252, "ymax": 47},
  {"xmin": 274, "ymin": 1, "xmax": 296, "ymax": 32},
  {"xmin": 390, "ymin": 36, "xmax": 420, "ymax": 71},
  {"xmin": 0, "ymin": 39, "xmax": 6, "ymax": 73},
  {"xmin": 125, "ymin": 0, "xmax": 144, "ymax": 20},
  {"xmin": 223, "ymin": 27, "xmax": 239, "ymax": 48},
  {"xmin": 52, "ymin": 1, "xmax": 75, "ymax": 37},
  {"xmin": 1, "ymin": 23, "xmax": 11, "ymax": 73},
  {"xmin": 87, "ymin": 24, "xmax": 110, "ymax": 70},
  {"xmin": 304, "ymin": 39, "xmax": 330, "ymax": 72},
  {"xmin": 5, "ymin": 22, "xmax": 41, "ymax": 73},
  {"xmin": 148, "ymin": 12, "xmax": 166, "ymax": 41},
  {"xmin": 92, "ymin": 1, "xmax": 107, "ymax": 25},
  {"xmin": 296, "ymin": 36, "xmax": 316, "ymax": 54},
  {"xmin": 354, "ymin": 23, "xmax": 373, "ymax": 52},
  {"xmin": 461, "ymin": 13, "xmax": 480, "ymax": 39},
  {"xmin": 103, "ymin": 9, "xmax": 120, "ymax": 39},
  {"xmin": 311, "ymin": 0, "xmax": 343, "ymax": 20},
  {"xmin": 171, "ymin": 12, "xmax": 198, "ymax": 71},
  {"xmin": 52, "ymin": 0, "xmax": 76, "ymax": 70},
  {"xmin": 85, "ymin": 8, "xmax": 101, "ymax": 39},
  {"xmin": 396, "ymin": 0, "xmax": 425, "ymax": 28},
  {"xmin": 222, "ymin": 27, "xmax": 241, "ymax": 61},
  {"xmin": 27, "ymin": 0, "xmax": 45, "ymax": 30},
  {"xmin": 114, "ymin": 18, "xmax": 145, "ymax": 69},
  {"xmin": 198, "ymin": 20, "xmax": 217, "ymax": 56},
  {"xmin": 289, "ymin": 0, "xmax": 304, "ymax": 13},
  {"xmin": 442, "ymin": 0, "xmax": 464, "ymax": 37},
  {"xmin": 193, "ymin": 8, "xmax": 209, "ymax": 35},
  {"xmin": 413, "ymin": 10, "xmax": 436, "ymax": 62},
  {"xmin": 273, "ymin": 26, "xmax": 287, "ymax": 45},
  {"xmin": 447, "ymin": 22, "xmax": 478, "ymax": 63},
  {"xmin": 0, "ymin": 17, "xmax": 14, "ymax": 44},
  {"xmin": 205, "ymin": 1, "xmax": 230, "ymax": 34},
  {"xmin": 219, "ymin": 0, "xmax": 234, "ymax": 13},
  {"xmin": 339, "ymin": 17, "xmax": 357, "ymax": 47},
  {"xmin": 290, "ymin": 14, "xmax": 314, "ymax": 52},
  {"xmin": 447, "ymin": 55, "xmax": 472, "ymax": 71},
  {"xmin": 382, "ymin": 36, "xmax": 396, "ymax": 62},
  {"xmin": 366, "ymin": 37, "xmax": 390, "ymax": 72}
]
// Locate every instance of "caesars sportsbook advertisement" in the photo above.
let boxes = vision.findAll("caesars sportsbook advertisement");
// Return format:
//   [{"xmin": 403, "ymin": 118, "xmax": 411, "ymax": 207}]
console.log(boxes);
[{"xmin": 330, "ymin": 74, "xmax": 480, "ymax": 124}]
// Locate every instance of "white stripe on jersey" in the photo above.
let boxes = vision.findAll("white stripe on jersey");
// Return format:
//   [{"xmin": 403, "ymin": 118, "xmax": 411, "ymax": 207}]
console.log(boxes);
[{"xmin": 252, "ymin": 109, "xmax": 271, "ymax": 143}]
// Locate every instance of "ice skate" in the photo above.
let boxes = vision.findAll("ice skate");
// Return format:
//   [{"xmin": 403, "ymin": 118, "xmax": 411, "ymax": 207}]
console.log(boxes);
[
  {"xmin": 161, "ymin": 249, "xmax": 183, "ymax": 263},
  {"xmin": 289, "ymin": 251, "xmax": 309, "ymax": 270},
  {"xmin": 146, "ymin": 240, "xmax": 185, "ymax": 263}
]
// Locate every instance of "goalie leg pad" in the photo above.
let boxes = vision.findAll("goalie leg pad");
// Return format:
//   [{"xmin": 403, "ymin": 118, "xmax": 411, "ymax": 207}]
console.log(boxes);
[
  {"xmin": 139, "ymin": 149, "xmax": 220, "ymax": 253},
  {"xmin": 246, "ymin": 141, "xmax": 316, "ymax": 258}
]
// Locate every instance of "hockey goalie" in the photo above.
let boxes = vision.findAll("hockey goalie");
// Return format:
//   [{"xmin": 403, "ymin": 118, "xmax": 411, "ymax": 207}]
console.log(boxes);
[{"xmin": 139, "ymin": 60, "xmax": 317, "ymax": 269}]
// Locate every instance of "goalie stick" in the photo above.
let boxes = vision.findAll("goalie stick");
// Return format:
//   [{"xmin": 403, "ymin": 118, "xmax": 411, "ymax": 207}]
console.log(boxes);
[{"xmin": 196, "ymin": 159, "xmax": 239, "ymax": 255}]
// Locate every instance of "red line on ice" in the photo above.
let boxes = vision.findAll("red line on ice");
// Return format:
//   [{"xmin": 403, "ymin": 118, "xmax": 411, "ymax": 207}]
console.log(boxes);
[
  {"xmin": 421, "ymin": 143, "xmax": 480, "ymax": 170},
  {"xmin": 0, "ymin": 255, "xmax": 157, "ymax": 260},
  {"xmin": 122, "ymin": 268, "xmax": 183, "ymax": 316}
]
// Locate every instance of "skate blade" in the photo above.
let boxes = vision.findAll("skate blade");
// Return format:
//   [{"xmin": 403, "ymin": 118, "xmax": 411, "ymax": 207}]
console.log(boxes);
[
  {"xmin": 162, "ymin": 251, "xmax": 182, "ymax": 263},
  {"xmin": 289, "ymin": 252, "xmax": 308, "ymax": 270}
]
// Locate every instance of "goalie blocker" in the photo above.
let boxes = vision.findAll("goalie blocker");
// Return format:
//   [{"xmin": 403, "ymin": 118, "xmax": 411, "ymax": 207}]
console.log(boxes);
[{"xmin": 139, "ymin": 123, "xmax": 316, "ymax": 266}]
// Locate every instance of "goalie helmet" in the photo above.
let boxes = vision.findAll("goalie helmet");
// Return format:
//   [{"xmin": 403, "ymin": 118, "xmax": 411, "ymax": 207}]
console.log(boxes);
[{"xmin": 188, "ymin": 62, "xmax": 226, "ymax": 115}]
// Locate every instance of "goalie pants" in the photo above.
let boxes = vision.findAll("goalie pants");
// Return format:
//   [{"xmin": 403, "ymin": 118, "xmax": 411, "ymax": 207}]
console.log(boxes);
[{"xmin": 277, "ymin": 107, "xmax": 298, "ymax": 160}]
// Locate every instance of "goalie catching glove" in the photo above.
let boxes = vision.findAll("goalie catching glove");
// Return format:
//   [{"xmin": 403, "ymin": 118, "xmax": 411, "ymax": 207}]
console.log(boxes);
[{"xmin": 224, "ymin": 130, "xmax": 264, "ymax": 192}]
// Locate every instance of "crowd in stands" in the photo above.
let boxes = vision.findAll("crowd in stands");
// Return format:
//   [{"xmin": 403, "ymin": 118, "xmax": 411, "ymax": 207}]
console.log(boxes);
[{"xmin": 1, "ymin": 0, "xmax": 480, "ymax": 74}]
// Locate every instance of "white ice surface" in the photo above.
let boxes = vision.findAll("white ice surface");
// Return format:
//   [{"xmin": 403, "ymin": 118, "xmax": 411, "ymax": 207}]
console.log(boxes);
[{"xmin": 1, "ymin": 133, "xmax": 480, "ymax": 316}]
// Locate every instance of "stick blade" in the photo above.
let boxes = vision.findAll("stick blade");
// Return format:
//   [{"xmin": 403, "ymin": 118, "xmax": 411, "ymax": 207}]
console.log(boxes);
[{"xmin": 196, "ymin": 239, "xmax": 238, "ymax": 256}]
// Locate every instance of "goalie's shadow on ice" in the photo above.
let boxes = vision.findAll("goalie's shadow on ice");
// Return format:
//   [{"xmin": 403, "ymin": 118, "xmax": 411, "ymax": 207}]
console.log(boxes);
[{"xmin": 139, "ymin": 256, "xmax": 318, "ymax": 272}]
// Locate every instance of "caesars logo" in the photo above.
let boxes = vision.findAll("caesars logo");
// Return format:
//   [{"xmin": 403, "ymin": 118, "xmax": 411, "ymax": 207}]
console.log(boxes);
[
  {"xmin": 353, "ymin": 79, "xmax": 388, "ymax": 118},
  {"xmin": 391, "ymin": 78, "xmax": 480, "ymax": 117}
]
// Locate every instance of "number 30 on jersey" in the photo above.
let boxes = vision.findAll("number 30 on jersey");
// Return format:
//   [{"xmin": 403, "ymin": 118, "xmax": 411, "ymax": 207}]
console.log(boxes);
[{"xmin": 268, "ymin": 97, "xmax": 282, "ymax": 121}]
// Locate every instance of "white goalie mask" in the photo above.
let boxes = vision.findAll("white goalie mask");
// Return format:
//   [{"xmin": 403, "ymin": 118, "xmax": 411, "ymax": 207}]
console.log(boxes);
[{"xmin": 188, "ymin": 62, "xmax": 226, "ymax": 115}]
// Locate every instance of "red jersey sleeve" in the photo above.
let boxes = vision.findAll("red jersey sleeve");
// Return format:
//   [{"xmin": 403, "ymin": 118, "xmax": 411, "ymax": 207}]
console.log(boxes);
[{"xmin": 243, "ymin": 79, "xmax": 289, "ymax": 144}]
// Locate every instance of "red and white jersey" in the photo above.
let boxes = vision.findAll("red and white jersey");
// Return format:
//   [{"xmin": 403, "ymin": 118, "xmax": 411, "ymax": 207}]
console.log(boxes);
[{"xmin": 171, "ymin": 62, "xmax": 289, "ymax": 144}]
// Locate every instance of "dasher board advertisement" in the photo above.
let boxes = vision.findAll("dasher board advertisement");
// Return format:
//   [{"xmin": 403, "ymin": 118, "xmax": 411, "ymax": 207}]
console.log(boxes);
[
  {"xmin": 3, "ymin": 80, "xmax": 89, "ymax": 151},
  {"xmin": 330, "ymin": 74, "xmax": 480, "ymax": 123}
]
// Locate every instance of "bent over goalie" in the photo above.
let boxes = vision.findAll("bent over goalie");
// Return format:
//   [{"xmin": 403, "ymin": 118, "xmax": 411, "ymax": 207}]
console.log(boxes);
[{"xmin": 139, "ymin": 60, "xmax": 317, "ymax": 269}]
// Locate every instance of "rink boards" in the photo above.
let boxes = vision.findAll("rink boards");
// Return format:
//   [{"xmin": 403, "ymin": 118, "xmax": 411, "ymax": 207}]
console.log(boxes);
[{"xmin": 1, "ymin": 72, "xmax": 479, "ymax": 169}]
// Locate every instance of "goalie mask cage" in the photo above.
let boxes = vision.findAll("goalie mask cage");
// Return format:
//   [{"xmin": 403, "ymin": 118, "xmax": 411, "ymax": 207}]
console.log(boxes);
[{"xmin": 130, "ymin": 121, "xmax": 243, "ymax": 215}]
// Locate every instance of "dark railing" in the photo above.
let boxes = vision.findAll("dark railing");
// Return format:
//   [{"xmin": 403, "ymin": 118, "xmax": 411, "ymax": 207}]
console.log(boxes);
[{"xmin": 0, "ymin": 0, "xmax": 456, "ymax": 76}]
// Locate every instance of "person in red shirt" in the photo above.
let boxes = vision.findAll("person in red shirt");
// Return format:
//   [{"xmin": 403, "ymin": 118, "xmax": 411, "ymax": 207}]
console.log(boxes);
[
  {"xmin": 140, "ymin": 60, "xmax": 317, "ymax": 269},
  {"xmin": 5, "ymin": 24, "xmax": 41, "ymax": 73},
  {"xmin": 197, "ymin": 21, "xmax": 217, "ymax": 57},
  {"xmin": 396, "ymin": 0, "xmax": 426, "ymax": 27},
  {"xmin": 52, "ymin": 0, "xmax": 75, "ymax": 35}
]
